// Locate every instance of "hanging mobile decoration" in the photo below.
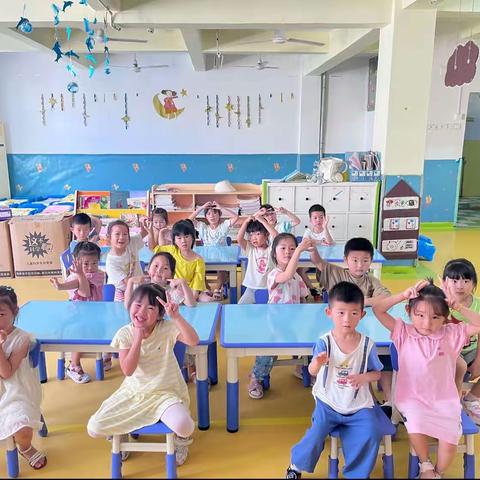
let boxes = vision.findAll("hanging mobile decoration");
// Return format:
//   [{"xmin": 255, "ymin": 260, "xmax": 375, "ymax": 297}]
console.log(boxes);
[
  {"xmin": 49, "ymin": 93, "xmax": 57, "ymax": 110},
  {"xmin": 225, "ymin": 96, "xmax": 233, "ymax": 127},
  {"xmin": 291, "ymin": 92, "xmax": 294, "ymax": 100},
  {"xmin": 82, "ymin": 93, "xmax": 89, "ymax": 126},
  {"xmin": 246, "ymin": 96, "xmax": 251, "ymax": 128},
  {"xmin": 205, "ymin": 96, "xmax": 211, "ymax": 126},
  {"xmin": 60, "ymin": 93, "xmax": 64, "ymax": 111},
  {"xmin": 113, "ymin": 93, "xmax": 117, "ymax": 101},
  {"xmin": 79, "ymin": 0, "xmax": 88, "ymax": 4},
  {"xmin": 258, "ymin": 94, "xmax": 263, "ymax": 124},
  {"xmin": 88, "ymin": 65, "xmax": 95, "ymax": 78},
  {"xmin": 122, "ymin": 93, "xmax": 130, "ymax": 130},
  {"xmin": 235, "ymin": 96, "xmax": 241, "ymax": 130},
  {"xmin": 103, "ymin": 93, "xmax": 106, "ymax": 103},
  {"xmin": 104, "ymin": 46, "xmax": 111, "ymax": 74},
  {"xmin": 280, "ymin": 92, "xmax": 283, "ymax": 103},
  {"xmin": 16, "ymin": 4, "xmax": 33, "ymax": 33},
  {"xmin": 40, "ymin": 94, "xmax": 46, "ymax": 126},
  {"xmin": 62, "ymin": 1, "xmax": 73, "ymax": 12},
  {"xmin": 52, "ymin": 4, "xmax": 60, "ymax": 26},
  {"xmin": 52, "ymin": 41, "xmax": 63, "ymax": 62},
  {"xmin": 93, "ymin": 93, "xmax": 97, "ymax": 102},
  {"xmin": 215, "ymin": 94, "xmax": 222, "ymax": 128},
  {"xmin": 71, "ymin": 92, "xmax": 75, "ymax": 108},
  {"xmin": 269, "ymin": 93, "xmax": 272, "ymax": 98}
]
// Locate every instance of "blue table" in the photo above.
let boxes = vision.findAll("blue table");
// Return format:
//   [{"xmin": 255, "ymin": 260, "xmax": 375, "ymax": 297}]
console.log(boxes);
[
  {"xmin": 97, "ymin": 245, "xmax": 241, "ymax": 304},
  {"xmin": 17, "ymin": 301, "xmax": 221, "ymax": 430},
  {"xmin": 220, "ymin": 303, "xmax": 406, "ymax": 432},
  {"xmin": 240, "ymin": 243, "xmax": 386, "ymax": 281}
]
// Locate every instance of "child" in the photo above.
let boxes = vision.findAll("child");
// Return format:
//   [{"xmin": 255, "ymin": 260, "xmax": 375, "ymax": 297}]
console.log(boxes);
[
  {"xmin": 310, "ymin": 236, "xmax": 393, "ymax": 408},
  {"xmin": 87, "ymin": 283, "xmax": 199, "ymax": 466},
  {"xmin": 70, "ymin": 212, "xmax": 102, "ymax": 243},
  {"xmin": 300, "ymin": 204, "xmax": 334, "ymax": 301},
  {"xmin": 146, "ymin": 208, "xmax": 172, "ymax": 249},
  {"xmin": 106, "ymin": 220, "xmax": 148, "ymax": 302},
  {"xmin": 124, "ymin": 252, "xmax": 196, "ymax": 308},
  {"xmin": 248, "ymin": 234, "xmax": 310, "ymax": 400},
  {"xmin": 0, "ymin": 286, "xmax": 46, "ymax": 470},
  {"xmin": 258, "ymin": 203, "xmax": 300, "ymax": 234},
  {"xmin": 50, "ymin": 241, "xmax": 105, "ymax": 383},
  {"xmin": 442, "ymin": 258, "xmax": 480, "ymax": 422},
  {"xmin": 236, "ymin": 213, "xmax": 278, "ymax": 304},
  {"xmin": 286, "ymin": 282, "xmax": 383, "ymax": 479},
  {"xmin": 153, "ymin": 220, "xmax": 212, "ymax": 302},
  {"xmin": 189, "ymin": 201, "xmax": 239, "ymax": 298},
  {"xmin": 373, "ymin": 279, "xmax": 480, "ymax": 478}
]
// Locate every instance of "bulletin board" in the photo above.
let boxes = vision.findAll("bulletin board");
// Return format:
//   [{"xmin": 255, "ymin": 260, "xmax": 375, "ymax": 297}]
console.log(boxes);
[{"xmin": 379, "ymin": 179, "xmax": 421, "ymax": 260}]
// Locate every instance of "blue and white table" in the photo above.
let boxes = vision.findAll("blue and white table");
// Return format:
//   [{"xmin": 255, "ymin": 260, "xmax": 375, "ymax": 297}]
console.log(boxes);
[
  {"xmin": 97, "ymin": 245, "xmax": 241, "ymax": 304},
  {"xmin": 17, "ymin": 301, "xmax": 221, "ymax": 430},
  {"xmin": 240, "ymin": 244, "xmax": 386, "ymax": 280},
  {"xmin": 221, "ymin": 303, "xmax": 406, "ymax": 432}
]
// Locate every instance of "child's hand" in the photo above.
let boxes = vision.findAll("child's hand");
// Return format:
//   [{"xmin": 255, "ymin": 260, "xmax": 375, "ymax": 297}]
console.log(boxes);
[
  {"xmin": 0, "ymin": 329, "xmax": 8, "ymax": 345},
  {"xmin": 402, "ymin": 280, "xmax": 429, "ymax": 300},
  {"xmin": 70, "ymin": 258, "xmax": 85, "ymax": 276},
  {"xmin": 168, "ymin": 278, "xmax": 185, "ymax": 288},
  {"xmin": 157, "ymin": 292, "xmax": 180, "ymax": 319},
  {"xmin": 298, "ymin": 237, "xmax": 315, "ymax": 252},
  {"xmin": 133, "ymin": 323, "xmax": 148, "ymax": 341},
  {"xmin": 276, "ymin": 206, "xmax": 287, "ymax": 215},
  {"xmin": 49, "ymin": 277, "xmax": 61, "ymax": 289},
  {"xmin": 203, "ymin": 201, "xmax": 214, "ymax": 209},
  {"xmin": 346, "ymin": 373, "xmax": 368, "ymax": 389},
  {"xmin": 310, "ymin": 245, "xmax": 321, "ymax": 264},
  {"xmin": 439, "ymin": 276, "xmax": 461, "ymax": 310},
  {"xmin": 468, "ymin": 360, "xmax": 480, "ymax": 380},
  {"xmin": 142, "ymin": 217, "xmax": 153, "ymax": 232},
  {"xmin": 321, "ymin": 215, "xmax": 329, "ymax": 228},
  {"xmin": 312, "ymin": 351, "xmax": 329, "ymax": 366}
]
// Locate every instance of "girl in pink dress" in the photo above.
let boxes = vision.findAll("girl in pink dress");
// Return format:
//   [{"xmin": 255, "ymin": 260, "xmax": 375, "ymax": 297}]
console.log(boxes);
[{"xmin": 373, "ymin": 279, "xmax": 480, "ymax": 478}]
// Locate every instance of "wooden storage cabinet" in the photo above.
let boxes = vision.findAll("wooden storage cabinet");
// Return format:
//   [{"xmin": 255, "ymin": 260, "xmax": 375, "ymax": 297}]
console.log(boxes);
[{"xmin": 263, "ymin": 181, "xmax": 380, "ymax": 244}]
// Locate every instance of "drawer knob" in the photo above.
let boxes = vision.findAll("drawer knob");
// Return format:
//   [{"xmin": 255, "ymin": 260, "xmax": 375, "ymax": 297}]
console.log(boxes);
[
  {"xmin": 358, "ymin": 225, "xmax": 363, "ymax": 228},
  {"xmin": 306, "ymin": 197, "xmax": 310, "ymax": 201},
  {"xmin": 278, "ymin": 197, "xmax": 283, "ymax": 201},
  {"xmin": 360, "ymin": 196, "xmax": 365, "ymax": 200},
  {"xmin": 331, "ymin": 225, "xmax": 335, "ymax": 228},
  {"xmin": 333, "ymin": 197, "xmax": 336, "ymax": 201}
]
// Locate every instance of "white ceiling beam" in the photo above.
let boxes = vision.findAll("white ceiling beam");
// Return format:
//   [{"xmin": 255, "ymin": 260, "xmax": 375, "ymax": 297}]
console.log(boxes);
[
  {"xmin": 303, "ymin": 29, "xmax": 379, "ymax": 76},
  {"xmin": 116, "ymin": 0, "xmax": 391, "ymax": 29},
  {"xmin": 88, "ymin": 0, "xmax": 122, "ymax": 12},
  {"xmin": 179, "ymin": 29, "xmax": 207, "ymax": 71}
]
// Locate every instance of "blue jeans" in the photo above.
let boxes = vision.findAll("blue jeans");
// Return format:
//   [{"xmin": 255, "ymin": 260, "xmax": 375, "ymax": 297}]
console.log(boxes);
[
  {"xmin": 252, "ymin": 356, "xmax": 277, "ymax": 381},
  {"xmin": 291, "ymin": 399, "xmax": 381, "ymax": 478}
]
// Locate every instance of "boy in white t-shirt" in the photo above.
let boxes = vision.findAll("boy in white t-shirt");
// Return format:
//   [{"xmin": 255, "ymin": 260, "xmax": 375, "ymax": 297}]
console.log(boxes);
[
  {"xmin": 236, "ymin": 213, "xmax": 278, "ymax": 304},
  {"xmin": 286, "ymin": 282, "xmax": 383, "ymax": 479},
  {"xmin": 300, "ymin": 204, "xmax": 334, "ymax": 302}
]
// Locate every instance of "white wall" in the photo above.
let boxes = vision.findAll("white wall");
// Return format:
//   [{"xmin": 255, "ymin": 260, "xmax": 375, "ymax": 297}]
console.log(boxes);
[
  {"xmin": 0, "ymin": 52, "xmax": 321, "ymax": 155},
  {"xmin": 323, "ymin": 56, "xmax": 371, "ymax": 153}
]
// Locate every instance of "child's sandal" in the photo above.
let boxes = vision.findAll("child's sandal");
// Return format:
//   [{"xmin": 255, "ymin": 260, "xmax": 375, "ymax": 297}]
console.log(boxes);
[
  {"xmin": 418, "ymin": 460, "xmax": 441, "ymax": 479},
  {"xmin": 212, "ymin": 289, "xmax": 223, "ymax": 301},
  {"xmin": 248, "ymin": 375, "xmax": 264, "ymax": 399},
  {"xmin": 18, "ymin": 445, "xmax": 47, "ymax": 470}
]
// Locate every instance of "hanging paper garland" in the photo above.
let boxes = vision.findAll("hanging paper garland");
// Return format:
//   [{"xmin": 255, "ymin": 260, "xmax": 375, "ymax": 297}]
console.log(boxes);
[
  {"xmin": 49, "ymin": 93, "xmax": 57, "ymax": 110},
  {"xmin": 71, "ymin": 92, "xmax": 75, "ymax": 108},
  {"xmin": 40, "ymin": 94, "xmax": 46, "ymax": 126},
  {"xmin": 280, "ymin": 92, "xmax": 283, "ymax": 103},
  {"xmin": 104, "ymin": 46, "xmax": 111, "ymax": 75},
  {"xmin": 52, "ymin": 4, "xmax": 60, "ymax": 26},
  {"xmin": 82, "ymin": 93, "xmax": 89, "ymax": 126},
  {"xmin": 205, "ymin": 96, "xmax": 211, "ymax": 126},
  {"xmin": 236, "ymin": 96, "xmax": 241, "ymax": 130},
  {"xmin": 60, "ymin": 93, "xmax": 64, "ymax": 111},
  {"xmin": 225, "ymin": 96, "xmax": 233, "ymax": 127},
  {"xmin": 122, "ymin": 93, "xmax": 130, "ymax": 129},
  {"xmin": 258, "ymin": 94, "xmax": 263, "ymax": 125},
  {"xmin": 246, "ymin": 96, "xmax": 251, "ymax": 128},
  {"xmin": 215, "ymin": 94, "xmax": 222, "ymax": 128}
]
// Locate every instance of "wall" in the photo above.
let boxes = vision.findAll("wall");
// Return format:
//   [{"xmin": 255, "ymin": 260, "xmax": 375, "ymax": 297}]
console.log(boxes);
[
  {"xmin": 462, "ymin": 92, "xmax": 480, "ymax": 197},
  {"xmin": 0, "ymin": 51, "xmax": 321, "ymax": 195}
]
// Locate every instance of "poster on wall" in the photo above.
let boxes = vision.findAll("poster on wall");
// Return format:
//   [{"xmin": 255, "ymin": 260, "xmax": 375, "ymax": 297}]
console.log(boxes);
[{"xmin": 379, "ymin": 179, "xmax": 420, "ymax": 260}]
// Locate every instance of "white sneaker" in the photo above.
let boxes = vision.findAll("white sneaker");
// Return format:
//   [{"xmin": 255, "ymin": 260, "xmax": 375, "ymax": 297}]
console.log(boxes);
[
  {"xmin": 174, "ymin": 435, "xmax": 193, "ymax": 466},
  {"xmin": 65, "ymin": 365, "xmax": 91, "ymax": 384},
  {"xmin": 463, "ymin": 396, "xmax": 480, "ymax": 425}
]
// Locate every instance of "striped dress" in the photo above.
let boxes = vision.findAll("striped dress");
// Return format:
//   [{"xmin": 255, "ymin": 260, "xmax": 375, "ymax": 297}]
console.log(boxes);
[{"xmin": 87, "ymin": 320, "xmax": 189, "ymax": 436}]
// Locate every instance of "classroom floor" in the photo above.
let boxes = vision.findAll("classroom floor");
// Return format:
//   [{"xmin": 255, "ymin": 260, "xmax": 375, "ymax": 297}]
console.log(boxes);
[{"xmin": 1, "ymin": 229, "xmax": 479, "ymax": 478}]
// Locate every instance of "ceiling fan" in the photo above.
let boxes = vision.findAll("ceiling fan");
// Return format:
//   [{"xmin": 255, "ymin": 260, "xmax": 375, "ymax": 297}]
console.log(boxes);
[
  {"xmin": 93, "ymin": 28, "xmax": 148, "ymax": 44},
  {"xmin": 109, "ymin": 54, "xmax": 168, "ymax": 73},
  {"xmin": 239, "ymin": 29, "xmax": 325, "ymax": 48},
  {"xmin": 232, "ymin": 56, "xmax": 278, "ymax": 70}
]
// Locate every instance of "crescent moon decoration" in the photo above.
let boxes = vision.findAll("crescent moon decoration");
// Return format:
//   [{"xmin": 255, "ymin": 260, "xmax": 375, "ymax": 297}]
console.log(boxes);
[{"xmin": 153, "ymin": 94, "xmax": 185, "ymax": 120}]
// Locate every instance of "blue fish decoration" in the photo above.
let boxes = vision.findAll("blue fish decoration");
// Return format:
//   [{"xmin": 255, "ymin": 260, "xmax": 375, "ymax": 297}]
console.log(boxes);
[
  {"xmin": 62, "ymin": 1, "xmax": 73, "ymax": 11},
  {"xmin": 88, "ymin": 65, "xmax": 95, "ymax": 78},
  {"xmin": 79, "ymin": 0, "xmax": 88, "ymax": 5},
  {"xmin": 66, "ymin": 64, "xmax": 77, "ymax": 77},
  {"xmin": 85, "ymin": 36, "xmax": 95, "ymax": 52},
  {"xmin": 15, "ymin": 17, "xmax": 33, "ymax": 33},
  {"xmin": 64, "ymin": 49, "xmax": 80, "ymax": 59},
  {"xmin": 83, "ymin": 18, "xmax": 91, "ymax": 34},
  {"xmin": 52, "ymin": 41, "xmax": 63, "ymax": 62},
  {"xmin": 85, "ymin": 53, "xmax": 97, "ymax": 64},
  {"xmin": 66, "ymin": 26, "xmax": 72, "ymax": 41}
]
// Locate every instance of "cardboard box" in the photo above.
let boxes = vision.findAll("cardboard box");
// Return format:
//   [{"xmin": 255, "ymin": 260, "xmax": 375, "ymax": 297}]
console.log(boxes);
[
  {"xmin": 0, "ymin": 220, "xmax": 14, "ymax": 278},
  {"xmin": 9, "ymin": 214, "xmax": 71, "ymax": 277}
]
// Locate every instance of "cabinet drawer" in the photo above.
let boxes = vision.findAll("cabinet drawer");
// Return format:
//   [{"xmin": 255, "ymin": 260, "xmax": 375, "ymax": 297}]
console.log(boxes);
[
  {"xmin": 347, "ymin": 214, "xmax": 374, "ymax": 241},
  {"xmin": 294, "ymin": 214, "xmax": 311, "ymax": 238},
  {"xmin": 295, "ymin": 186, "xmax": 322, "ymax": 213},
  {"xmin": 322, "ymin": 186, "xmax": 349, "ymax": 213},
  {"xmin": 268, "ymin": 186, "xmax": 295, "ymax": 211},
  {"xmin": 349, "ymin": 185, "xmax": 376, "ymax": 213},
  {"xmin": 328, "ymin": 214, "xmax": 347, "ymax": 241}
]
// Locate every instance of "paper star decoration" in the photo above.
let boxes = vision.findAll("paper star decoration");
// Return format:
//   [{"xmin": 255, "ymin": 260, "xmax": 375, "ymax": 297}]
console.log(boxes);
[
  {"xmin": 48, "ymin": 96, "xmax": 57, "ymax": 109},
  {"xmin": 180, "ymin": 89, "xmax": 188, "ymax": 97},
  {"xmin": 205, "ymin": 106, "xmax": 212, "ymax": 113},
  {"xmin": 225, "ymin": 102, "xmax": 234, "ymax": 112},
  {"xmin": 245, "ymin": 118, "xmax": 251, "ymax": 127},
  {"xmin": 215, "ymin": 113, "xmax": 223, "ymax": 120},
  {"xmin": 121, "ymin": 114, "xmax": 130, "ymax": 127}
]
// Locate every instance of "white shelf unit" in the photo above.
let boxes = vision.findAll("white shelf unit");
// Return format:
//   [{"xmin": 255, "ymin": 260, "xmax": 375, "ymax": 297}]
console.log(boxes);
[{"xmin": 262, "ymin": 181, "xmax": 381, "ymax": 244}]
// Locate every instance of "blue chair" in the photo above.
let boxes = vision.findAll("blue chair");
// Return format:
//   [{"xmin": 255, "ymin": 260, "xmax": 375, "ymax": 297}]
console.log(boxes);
[
  {"xmin": 6, "ymin": 341, "xmax": 48, "ymax": 479},
  {"xmin": 253, "ymin": 289, "xmax": 310, "ymax": 390},
  {"xmin": 102, "ymin": 284, "xmax": 116, "ymax": 302},
  {"xmin": 390, "ymin": 344, "xmax": 478, "ymax": 478},
  {"xmin": 110, "ymin": 342, "xmax": 187, "ymax": 479},
  {"xmin": 328, "ymin": 403, "xmax": 395, "ymax": 478},
  {"xmin": 60, "ymin": 248, "xmax": 73, "ymax": 279}
]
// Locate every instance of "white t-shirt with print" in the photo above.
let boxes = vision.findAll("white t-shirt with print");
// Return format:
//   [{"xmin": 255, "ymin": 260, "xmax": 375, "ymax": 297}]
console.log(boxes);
[
  {"xmin": 196, "ymin": 219, "xmax": 231, "ymax": 246},
  {"xmin": 267, "ymin": 267, "xmax": 309, "ymax": 304},
  {"xmin": 106, "ymin": 233, "xmax": 144, "ymax": 291},
  {"xmin": 303, "ymin": 227, "xmax": 329, "ymax": 244},
  {"xmin": 242, "ymin": 243, "xmax": 272, "ymax": 289}
]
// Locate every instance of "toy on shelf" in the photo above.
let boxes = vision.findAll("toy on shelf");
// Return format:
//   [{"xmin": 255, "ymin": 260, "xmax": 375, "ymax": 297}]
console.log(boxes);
[{"xmin": 418, "ymin": 234, "xmax": 436, "ymax": 261}]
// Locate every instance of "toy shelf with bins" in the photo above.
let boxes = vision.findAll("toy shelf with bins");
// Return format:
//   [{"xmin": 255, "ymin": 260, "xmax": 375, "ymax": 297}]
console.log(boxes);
[{"xmin": 74, "ymin": 190, "xmax": 147, "ymax": 218}]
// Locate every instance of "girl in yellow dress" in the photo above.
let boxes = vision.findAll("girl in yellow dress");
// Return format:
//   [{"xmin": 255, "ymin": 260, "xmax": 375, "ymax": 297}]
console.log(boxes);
[{"xmin": 87, "ymin": 283, "xmax": 199, "ymax": 466}]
